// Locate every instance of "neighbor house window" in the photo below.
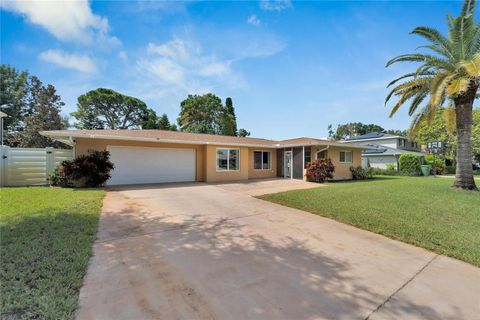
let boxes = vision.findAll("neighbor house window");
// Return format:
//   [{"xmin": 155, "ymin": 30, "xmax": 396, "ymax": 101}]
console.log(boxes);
[
  {"xmin": 217, "ymin": 148, "xmax": 240, "ymax": 171},
  {"xmin": 304, "ymin": 149, "xmax": 311, "ymax": 168},
  {"xmin": 254, "ymin": 151, "xmax": 271, "ymax": 170},
  {"xmin": 339, "ymin": 151, "xmax": 352, "ymax": 163}
]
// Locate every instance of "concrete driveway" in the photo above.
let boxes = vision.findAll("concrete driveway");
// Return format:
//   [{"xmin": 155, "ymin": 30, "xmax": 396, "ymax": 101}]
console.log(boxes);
[{"xmin": 77, "ymin": 179, "xmax": 480, "ymax": 320}]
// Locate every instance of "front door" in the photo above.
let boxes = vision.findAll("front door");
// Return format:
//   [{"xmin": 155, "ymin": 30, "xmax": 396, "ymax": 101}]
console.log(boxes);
[{"xmin": 284, "ymin": 151, "xmax": 292, "ymax": 178}]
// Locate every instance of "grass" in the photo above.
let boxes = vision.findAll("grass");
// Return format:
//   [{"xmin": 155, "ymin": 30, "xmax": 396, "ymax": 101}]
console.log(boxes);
[
  {"xmin": 259, "ymin": 176, "xmax": 480, "ymax": 267},
  {"xmin": 0, "ymin": 187, "xmax": 105, "ymax": 320}
]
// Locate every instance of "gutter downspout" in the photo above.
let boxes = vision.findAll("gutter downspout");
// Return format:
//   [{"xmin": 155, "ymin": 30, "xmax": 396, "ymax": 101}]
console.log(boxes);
[{"xmin": 316, "ymin": 145, "xmax": 330, "ymax": 159}]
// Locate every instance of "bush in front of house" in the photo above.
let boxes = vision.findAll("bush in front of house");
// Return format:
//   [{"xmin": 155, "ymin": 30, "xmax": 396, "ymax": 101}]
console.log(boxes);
[
  {"xmin": 399, "ymin": 154, "xmax": 422, "ymax": 176},
  {"xmin": 424, "ymin": 154, "xmax": 445, "ymax": 175},
  {"xmin": 349, "ymin": 166, "xmax": 374, "ymax": 180},
  {"xmin": 445, "ymin": 165, "xmax": 456, "ymax": 174},
  {"xmin": 50, "ymin": 151, "xmax": 114, "ymax": 187},
  {"xmin": 306, "ymin": 158, "xmax": 335, "ymax": 183},
  {"xmin": 371, "ymin": 167, "xmax": 399, "ymax": 176}
]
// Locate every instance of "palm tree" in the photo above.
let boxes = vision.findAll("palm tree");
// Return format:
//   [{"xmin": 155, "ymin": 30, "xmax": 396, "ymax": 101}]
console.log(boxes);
[{"xmin": 386, "ymin": 0, "xmax": 479, "ymax": 190}]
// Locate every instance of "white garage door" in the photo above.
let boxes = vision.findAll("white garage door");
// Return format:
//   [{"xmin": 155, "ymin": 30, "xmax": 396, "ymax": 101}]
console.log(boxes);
[{"xmin": 107, "ymin": 146, "xmax": 196, "ymax": 185}]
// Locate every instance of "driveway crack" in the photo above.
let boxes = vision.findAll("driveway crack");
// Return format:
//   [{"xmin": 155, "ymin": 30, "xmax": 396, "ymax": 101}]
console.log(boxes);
[{"xmin": 364, "ymin": 254, "xmax": 439, "ymax": 320}]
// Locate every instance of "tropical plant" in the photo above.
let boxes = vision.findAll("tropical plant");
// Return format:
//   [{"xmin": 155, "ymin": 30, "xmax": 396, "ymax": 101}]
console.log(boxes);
[
  {"xmin": 305, "ymin": 158, "xmax": 335, "ymax": 183},
  {"xmin": 385, "ymin": 0, "xmax": 479, "ymax": 190},
  {"xmin": 50, "ymin": 151, "xmax": 114, "ymax": 187}
]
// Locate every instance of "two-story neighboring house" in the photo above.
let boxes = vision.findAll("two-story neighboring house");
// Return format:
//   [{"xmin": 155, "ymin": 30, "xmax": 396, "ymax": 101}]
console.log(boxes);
[{"xmin": 342, "ymin": 132, "xmax": 425, "ymax": 169}]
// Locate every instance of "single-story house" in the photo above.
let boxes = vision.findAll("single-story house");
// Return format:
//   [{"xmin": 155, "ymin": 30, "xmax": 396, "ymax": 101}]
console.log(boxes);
[
  {"xmin": 41, "ymin": 130, "xmax": 370, "ymax": 185},
  {"xmin": 342, "ymin": 132, "xmax": 425, "ymax": 170}
]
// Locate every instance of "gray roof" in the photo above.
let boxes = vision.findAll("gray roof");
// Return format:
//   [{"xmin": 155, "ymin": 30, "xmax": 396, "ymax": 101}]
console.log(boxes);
[
  {"xmin": 362, "ymin": 143, "xmax": 425, "ymax": 156},
  {"xmin": 345, "ymin": 132, "xmax": 404, "ymax": 141}
]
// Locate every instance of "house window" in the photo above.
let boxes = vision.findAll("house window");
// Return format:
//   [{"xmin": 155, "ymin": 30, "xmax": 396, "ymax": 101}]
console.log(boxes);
[
  {"xmin": 339, "ymin": 151, "xmax": 352, "ymax": 163},
  {"xmin": 217, "ymin": 148, "xmax": 240, "ymax": 171},
  {"xmin": 317, "ymin": 150, "xmax": 327, "ymax": 160},
  {"xmin": 254, "ymin": 151, "xmax": 271, "ymax": 170},
  {"xmin": 304, "ymin": 149, "xmax": 311, "ymax": 168}
]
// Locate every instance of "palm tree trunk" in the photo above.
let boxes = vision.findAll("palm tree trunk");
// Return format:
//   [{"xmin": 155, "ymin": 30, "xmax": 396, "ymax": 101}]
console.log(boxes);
[{"xmin": 453, "ymin": 84, "xmax": 478, "ymax": 190}]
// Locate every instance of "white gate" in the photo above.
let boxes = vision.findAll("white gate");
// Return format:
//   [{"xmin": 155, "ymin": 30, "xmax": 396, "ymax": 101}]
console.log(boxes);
[{"xmin": 0, "ymin": 146, "xmax": 73, "ymax": 187}]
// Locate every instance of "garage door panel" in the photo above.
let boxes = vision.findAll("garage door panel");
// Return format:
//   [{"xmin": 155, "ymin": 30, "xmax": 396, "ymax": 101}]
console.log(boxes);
[{"xmin": 107, "ymin": 146, "xmax": 195, "ymax": 185}]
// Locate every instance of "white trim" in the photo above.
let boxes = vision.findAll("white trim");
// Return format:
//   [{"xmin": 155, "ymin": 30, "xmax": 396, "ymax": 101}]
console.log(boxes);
[
  {"xmin": 253, "ymin": 150, "xmax": 272, "ymax": 171},
  {"xmin": 302, "ymin": 146, "xmax": 305, "ymax": 171},
  {"xmin": 342, "ymin": 136, "xmax": 405, "ymax": 143},
  {"xmin": 41, "ymin": 131, "xmax": 278, "ymax": 149},
  {"xmin": 40, "ymin": 131, "xmax": 374, "ymax": 150},
  {"xmin": 339, "ymin": 150, "xmax": 353, "ymax": 163},
  {"xmin": 215, "ymin": 147, "xmax": 240, "ymax": 172}
]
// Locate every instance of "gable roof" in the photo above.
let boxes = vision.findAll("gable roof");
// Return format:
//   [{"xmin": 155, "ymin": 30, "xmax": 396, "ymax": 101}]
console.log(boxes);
[
  {"xmin": 41, "ymin": 130, "xmax": 371, "ymax": 149},
  {"xmin": 345, "ymin": 132, "xmax": 405, "ymax": 141},
  {"xmin": 362, "ymin": 143, "xmax": 425, "ymax": 156}
]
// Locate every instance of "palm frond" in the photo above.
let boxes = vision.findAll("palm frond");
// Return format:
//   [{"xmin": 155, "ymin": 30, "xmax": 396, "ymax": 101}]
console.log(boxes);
[
  {"xmin": 412, "ymin": 27, "xmax": 454, "ymax": 60},
  {"xmin": 386, "ymin": 54, "xmax": 428, "ymax": 67},
  {"xmin": 408, "ymin": 92, "xmax": 428, "ymax": 116},
  {"xmin": 429, "ymin": 72, "xmax": 452, "ymax": 107},
  {"xmin": 447, "ymin": 78, "xmax": 471, "ymax": 95},
  {"xmin": 387, "ymin": 73, "xmax": 417, "ymax": 87},
  {"xmin": 459, "ymin": 52, "xmax": 480, "ymax": 77},
  {"xmin": 408, "ymin": 107, "xmax": 429, "ymax": 138},
  {"xmin": 385, "ymin": 77, "xmax": 430, "ymax": 104},
  {"xmin": 461, "ymin": 0, "xmax": 475, "ymax": 18},
  {"xmin": 389, "ymin": 89, "xmax": 421, "ymax": 117},
  {"xmin": 443, "ymin": 104, "xmax": 457, "ymax": 133}
]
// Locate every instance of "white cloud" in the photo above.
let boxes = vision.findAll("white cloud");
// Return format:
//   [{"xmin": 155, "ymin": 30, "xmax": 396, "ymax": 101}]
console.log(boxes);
[
  {"xmin": 260, "ymin": 0, "xmax": 292, "ymax": 11},
  {"xmin": 247, "ymin": 14, "xmax": 261, "ymax": 27},
  {"xmin": 39, "ymin": 49, "xmax": 97, "ymax": 73},
  {"xmin": 0, "ymin": 0, "xmax": 119, "ymax": 45},
  {"xmin": 138, "ymin": 38, "xmax": 234, "ymax": 90}
]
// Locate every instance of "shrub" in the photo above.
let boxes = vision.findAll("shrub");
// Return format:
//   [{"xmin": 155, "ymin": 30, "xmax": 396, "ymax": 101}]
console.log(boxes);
[
  {"xmin": 306, "ymin": 158, "xmax": 335, "ymax": 183},
  {"xmin": 371, "ymin": 167, "xmax": 398, "ymax": 176},
  {"xmin": 385, "ymin": 163, "xmax": 397, "ymax": 171},
  {"xmin": 424, "ymin": 155, "xmax": 445, "ymax": 175},
  {"xmin": 399, "ymin": 154, "xmax": 421, "ymax": 176},
  {"xmin": 349, "ymin": 166, "xmax": 374, "ymax": 180},
  {"xmin": 445, "ymin": 166, "xmax": 456, "ymax": 174},
  {"xmin": 50, "ymin": 151, "xmax": 114, "ymax": 187}
]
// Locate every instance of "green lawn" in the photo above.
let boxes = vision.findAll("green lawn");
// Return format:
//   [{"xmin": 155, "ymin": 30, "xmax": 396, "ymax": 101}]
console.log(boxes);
[
  {"xmin": 0, "ymin": 187, "xmax": 105, "ymax": 320},
  {"xmin": 259, "ymin": 176, "xmax": 480, "ymax": 267}
]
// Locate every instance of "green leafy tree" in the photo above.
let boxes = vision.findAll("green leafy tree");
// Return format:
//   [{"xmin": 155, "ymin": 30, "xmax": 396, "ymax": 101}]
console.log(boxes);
[
  {"xmin": 72, "ymin": 88, "xmax": 156, "ymax": 129},
  {"xmin": 177, "ymin": 93, "xmax": 224, "ymax": 134},
  {"xmin": 412, "ymin": 107, "xmax": 457, "ymax": 159},
  {"xmin": 385, "ymin": 0, "xmax": 479, "ymax": 190},
  {"xmin": 220, "ymin": 97, "xmax": 237, "ymax": 136},
  {"xmin": 237, "ymin": 128, "xmax": 250, "ymax": 137},
  {"xmin": 9, "ymin": 77, "xmax": 66, "ymax": 148},
  {"xmin": 0, "ymin": 65, "xmax": 29, "ymax": 132},
  {"xmin": 141, "ymin": 109, "xmax": 159, "ymax": 129},
  {"xmin": 385, "ymin": 129, "xmax": 408, "ymax": 136},
  {"xmin": 157, "ymin": 113, "xmax": 177, "ymax": 131},
  {"xmin": 327, "ymin": 122, "xmax": 406, "ymax": 140}
]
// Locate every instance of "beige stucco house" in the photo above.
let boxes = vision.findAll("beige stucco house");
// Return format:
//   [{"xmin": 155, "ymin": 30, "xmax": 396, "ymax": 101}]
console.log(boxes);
[{"xmin": 41, "ymin": 130, "xmax": 369, "ymax": 186}]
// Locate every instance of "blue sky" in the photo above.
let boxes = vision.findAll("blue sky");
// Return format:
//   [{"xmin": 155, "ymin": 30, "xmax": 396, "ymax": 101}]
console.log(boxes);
[{"xmin": 0, "ymin": 0, "xmax": 465, "ymax": 139}]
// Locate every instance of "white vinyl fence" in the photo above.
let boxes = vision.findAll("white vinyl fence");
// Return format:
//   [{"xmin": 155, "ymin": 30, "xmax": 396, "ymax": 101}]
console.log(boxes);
[{"xmin": 0, "ymin": 146, "xmax": 73, "ymax": 187}]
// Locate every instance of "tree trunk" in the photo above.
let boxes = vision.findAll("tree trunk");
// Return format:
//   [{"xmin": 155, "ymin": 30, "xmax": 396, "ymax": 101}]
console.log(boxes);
[{"xmin": 453, "ymin": 84, "xmax": 478, "ymax": 191}]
